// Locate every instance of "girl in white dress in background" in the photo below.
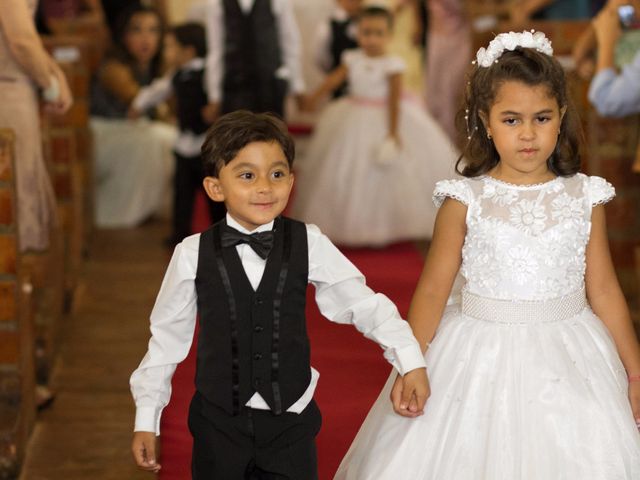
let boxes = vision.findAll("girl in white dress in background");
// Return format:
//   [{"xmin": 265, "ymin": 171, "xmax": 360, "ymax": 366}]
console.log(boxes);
[
  {"xmin": 292, "ymin": 5, "xmax": 457, "ymax": 247},
  {"xmin": 335, "ymin": 30, "xmax": 640, "ymax": 479}
]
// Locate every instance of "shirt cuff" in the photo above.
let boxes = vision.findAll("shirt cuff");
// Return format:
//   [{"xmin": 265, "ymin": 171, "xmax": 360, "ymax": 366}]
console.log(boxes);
[
  {"xmin": 385, "ymin": 344, "xmax": 427, "ymax": 376},
  {"xmin": 134, "ymin": 406, "xmax": 162, "ymax": 435}
]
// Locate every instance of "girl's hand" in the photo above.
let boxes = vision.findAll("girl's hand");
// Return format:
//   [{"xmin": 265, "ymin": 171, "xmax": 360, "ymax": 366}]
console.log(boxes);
[
  {"xmin": 390, "ymin": 132, "xmax": 402, "ymax": 149},
  {"xmin": 629, "ymin": 381, "xmax": 640, "ymax": 426},
  {"xmin": 390, "ymin": 368, "xmax": 430, "ymax": 418}
]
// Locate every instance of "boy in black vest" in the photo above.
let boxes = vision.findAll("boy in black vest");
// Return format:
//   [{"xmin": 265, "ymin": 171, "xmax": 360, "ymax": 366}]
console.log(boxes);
[
  {"xmin": 201, "ymin": 0, "xmax": 305, "ymax": 123},
  {"xmin": 130, "ymin": 22, "xmax": 225, "ymax": 246},
  {"xmin": 313, "ymin": 0, "xmax": 362, "ymax": 98},
  {"xmin": 130, "ymin": 111, "xmax": 428, "ymax": 479}
]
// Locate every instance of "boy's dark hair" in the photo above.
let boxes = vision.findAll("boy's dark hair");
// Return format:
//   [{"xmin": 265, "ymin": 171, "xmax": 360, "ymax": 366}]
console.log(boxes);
[
  {"xmin": 456, "ymin": 47, "xmax": 582, "ymax": 178},
  {"xmin": 357, "ymin": 5, "xmax": 394, "ymax": 28},
  {"xmin": 202, "ymin": 111, "xmax": 295, "ymax": 177},
  {"xmin": 170, "ymin": 22, "xmax": 207, "ymax": 58}
]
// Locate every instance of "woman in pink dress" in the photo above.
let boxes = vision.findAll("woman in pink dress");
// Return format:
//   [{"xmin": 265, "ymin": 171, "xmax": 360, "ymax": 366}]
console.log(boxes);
[
  {"xmin": 424, "ymin": 0, "xmax": 471, "ymax": 142},
  {"xmin": 0, "ymin": 0, "xmax": 72, "ymax": 251}
]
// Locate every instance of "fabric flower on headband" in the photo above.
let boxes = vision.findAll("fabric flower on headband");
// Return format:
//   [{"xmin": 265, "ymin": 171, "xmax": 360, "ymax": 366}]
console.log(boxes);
[{"xmin": 473, "ymin": 30, "xmax": 553, "ymax": 67}]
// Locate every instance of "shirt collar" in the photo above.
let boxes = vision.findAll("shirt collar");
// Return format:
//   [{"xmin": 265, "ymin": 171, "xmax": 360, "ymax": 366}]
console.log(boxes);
[{"xmin": 226, "ymin": 214, "xmax": 274, "ymax": 234}]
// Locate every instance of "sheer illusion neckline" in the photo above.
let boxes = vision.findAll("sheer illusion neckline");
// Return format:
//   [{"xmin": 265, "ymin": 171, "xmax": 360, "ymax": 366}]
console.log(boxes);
[{"xmin": 482, "ymin": 175, "xmax": 560, "ymax": 190}]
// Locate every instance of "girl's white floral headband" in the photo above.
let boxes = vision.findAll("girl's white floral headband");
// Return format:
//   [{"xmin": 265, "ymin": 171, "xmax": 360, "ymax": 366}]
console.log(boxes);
[{"xmin": 473, "ymin": 30, "xmax": 554, "ymax": 67}]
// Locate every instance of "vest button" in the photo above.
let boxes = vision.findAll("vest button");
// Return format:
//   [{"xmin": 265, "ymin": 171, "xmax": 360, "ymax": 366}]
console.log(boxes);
[
  {"xmin": 254, "ymin": 353, "xmax": 262, "ymax": 360},
  {"xmin": 254, "ymin": 378, "xmax": 262, "ymax": 387},
  {"xmin": 254, "ymin": 325, "xmax": 263, "ymax": 333},
  {"xmin": 254, "ymin": 296, "xmax": 263, "ymax": 305}
]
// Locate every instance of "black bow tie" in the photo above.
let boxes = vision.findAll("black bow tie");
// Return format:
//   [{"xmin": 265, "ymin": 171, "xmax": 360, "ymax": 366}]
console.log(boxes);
[{"xmin": 221, "ymin": 226, "xmax": 275, "ymax": 259}]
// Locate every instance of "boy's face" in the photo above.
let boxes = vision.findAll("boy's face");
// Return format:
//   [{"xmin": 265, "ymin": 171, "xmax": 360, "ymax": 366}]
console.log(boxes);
[
  {"xmin": 203, "ymin": 141, "xmax": 294, "ymax": 231},
  {"xmin": 163, "ymin": 33, "xmax": 196, "ymax": 70}
]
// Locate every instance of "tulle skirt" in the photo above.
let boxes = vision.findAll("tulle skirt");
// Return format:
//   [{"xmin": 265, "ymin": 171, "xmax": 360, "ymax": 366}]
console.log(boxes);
[
  {"xmin": 335, "ymin": 301, "xmax": 640, "ymax": 479},
  {"xmin": 291, "ymin": 97, "xmax": 458, "ymax": 247},
  {"xmin": 91, "ymin": 117, "xmax": 176, "ymax": 228}
]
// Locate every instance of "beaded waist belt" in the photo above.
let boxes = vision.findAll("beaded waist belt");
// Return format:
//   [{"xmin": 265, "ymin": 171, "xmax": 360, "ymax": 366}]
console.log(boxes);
[{"xmin": 461, "ymin": 288, "xmax": 587, "ymax": 324}]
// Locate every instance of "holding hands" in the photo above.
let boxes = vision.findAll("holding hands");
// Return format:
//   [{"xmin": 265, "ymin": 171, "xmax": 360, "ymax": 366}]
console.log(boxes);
[{"xmin": 390, "ymin": 367, "xmax": 430, "ymax": 418}]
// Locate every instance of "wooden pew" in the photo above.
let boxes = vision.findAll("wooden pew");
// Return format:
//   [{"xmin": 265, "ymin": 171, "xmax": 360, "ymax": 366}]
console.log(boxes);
[
  {"xmin": 0, "ymin": 129, "xmax": 36, "ymax": 478},
  {"xmin": 42, "ymin": 34, "xmax": 94, "ymax": 306}
]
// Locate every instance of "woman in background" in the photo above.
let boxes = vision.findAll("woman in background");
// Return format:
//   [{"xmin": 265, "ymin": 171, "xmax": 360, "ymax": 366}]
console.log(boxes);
[
  {"xmin": 0, "ymin": 0, "xmax": 73, "ymax": 251},
  {"xmin": 90, "ymin": 3, "xmax": 176, "ymax": 228}
]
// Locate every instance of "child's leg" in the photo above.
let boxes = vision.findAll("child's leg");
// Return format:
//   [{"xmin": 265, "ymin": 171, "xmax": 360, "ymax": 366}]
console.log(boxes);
[
  {"xmin": 251, "ymin": 400, "xmax": 322, "ymax": 479},
  {"xmin": 188, "ymin": 392, "xmax": 255, "ymax": 479},
  {"xmin": 172, "ymin": 152, "xmax": 199, "ymax": 243}
]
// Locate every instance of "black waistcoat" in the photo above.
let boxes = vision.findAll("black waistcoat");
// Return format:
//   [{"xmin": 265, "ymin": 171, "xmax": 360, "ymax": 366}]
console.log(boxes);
[
  {"xmin": 171, "ymin": 66, "xmax": 209, "ymax": 135},
  {"xmin": 195, "ymin": 217, "xmax": 311, "ymax": 416},
  {"xmin": 330, "ymin": 18, "xmax": 357, "ymax": 98},
  {"xmin": 222, "ymin": 0, "xmax": 282, "ymax": 90}
]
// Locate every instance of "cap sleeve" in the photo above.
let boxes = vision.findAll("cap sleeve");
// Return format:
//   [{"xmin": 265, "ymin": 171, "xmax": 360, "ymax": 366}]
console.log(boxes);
[
  {"xmin": 587, "ymin": 175, "xmax": 615, "ymax": 206},
  {"xmin": 433, "ymin": 179, "xmax": 471, "ymax": 208},
  {"xmin": 385, "ymin": 55, "xmax": 405, "ymax": 75}
]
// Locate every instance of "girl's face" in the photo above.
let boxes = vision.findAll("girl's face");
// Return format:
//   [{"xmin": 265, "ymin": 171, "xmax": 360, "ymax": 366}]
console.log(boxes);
[
  {"xmin": 123, "ymin": 12, "xmax": 162, "ymax": 66},
  {"xmin": 482, "ymin": 80, "xmax": 565, "ymax": 182},
  {"xmin": 357, "ymin": 16, "xmax": 390, "ymax": 57}
]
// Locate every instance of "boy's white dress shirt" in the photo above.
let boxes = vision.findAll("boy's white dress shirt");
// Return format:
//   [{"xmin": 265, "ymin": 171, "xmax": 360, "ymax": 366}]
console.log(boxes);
[
  {"xmin": 130, "ymin": 215, "xmax": 426, "ymax": 434},
  {"xmin": 204, "ymin": 0, "xmax": 305, "ymax": 104}
]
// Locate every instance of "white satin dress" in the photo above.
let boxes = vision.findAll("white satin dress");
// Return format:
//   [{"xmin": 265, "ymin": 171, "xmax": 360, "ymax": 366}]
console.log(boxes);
[{"xmin": 335, "ymin": 173, "xmax": 640, "ymax": 479}]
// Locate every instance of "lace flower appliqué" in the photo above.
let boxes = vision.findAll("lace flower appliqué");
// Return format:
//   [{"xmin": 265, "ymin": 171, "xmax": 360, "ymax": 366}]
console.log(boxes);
[
  {"xmin": 504, "ymin": 246, "xmax": 539, "ymax": 285},
  {"xmin": 551, "ymin": 193, "xmax": 584, "ymax": 223},
  {"xmin": 482, "ymin": 182, "xmax": 518, "ymax": 206},
  {"xmin": 509, "ymin": 199, "xmax": 547, "ymax": 235}
]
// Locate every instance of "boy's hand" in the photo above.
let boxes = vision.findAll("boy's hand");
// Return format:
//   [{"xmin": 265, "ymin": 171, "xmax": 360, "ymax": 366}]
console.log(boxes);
[
  {"xmin": 629, "ymin": 382, "xmax": 640, "ymax": 428},
  {"xmin": 201, "ymin": 102, "xmax": 220, "ymax": 124},
  {"xmin": 132, "ymin": 431, "xmax": 161, "ymax": 473},
  {"xmin": 390, "ymin": 367, "xmax": 429, "ymax": 418},
  {"xmin": 299, "ymin": 94, "xmax": 315, "ymax": 113}
]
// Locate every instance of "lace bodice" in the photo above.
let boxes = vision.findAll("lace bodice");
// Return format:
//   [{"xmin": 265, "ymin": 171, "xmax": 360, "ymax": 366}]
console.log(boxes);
[
  {"xmin": 433, "ymin": 174, "xmax": 615, "ymax": 301},
  {"xmin": 342, "ymin": 49, "xmax": 405, "ymax": 100}
]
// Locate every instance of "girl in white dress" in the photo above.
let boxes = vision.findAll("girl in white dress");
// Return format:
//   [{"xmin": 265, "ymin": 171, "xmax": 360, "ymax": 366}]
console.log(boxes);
[
  {"xmin": 291, "ymin": 6, "xmax": 457, "ymax": 247},
  {"xmin": 335, "ymin": 30, "xmax": 640, "ymax": 479}
]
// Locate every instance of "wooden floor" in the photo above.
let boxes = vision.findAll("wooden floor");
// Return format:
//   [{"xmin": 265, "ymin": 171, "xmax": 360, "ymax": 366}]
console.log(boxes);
[{"xmin": 19, "ymin": 221, "xmax": 171, "ymax": 480}]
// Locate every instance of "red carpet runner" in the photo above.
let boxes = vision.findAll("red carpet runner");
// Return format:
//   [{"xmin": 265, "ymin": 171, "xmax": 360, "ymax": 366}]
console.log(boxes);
[{"xmin": 158, "ymin": 195, "xmax": 424, "ymax": 479}]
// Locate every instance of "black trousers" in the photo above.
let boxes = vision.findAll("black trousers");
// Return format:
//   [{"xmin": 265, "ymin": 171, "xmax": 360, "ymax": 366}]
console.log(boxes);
[
  {"xmin": 173, "ymin": 152, "xmax": 226, "ymax": 243},
  {"xmin": 188, "ymin": 391, "xmax": 321, "ymax": 480}
]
